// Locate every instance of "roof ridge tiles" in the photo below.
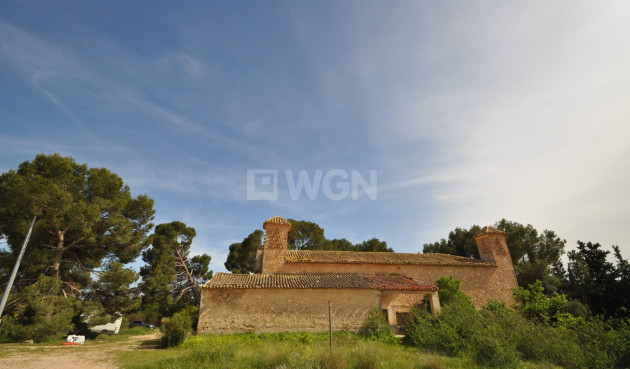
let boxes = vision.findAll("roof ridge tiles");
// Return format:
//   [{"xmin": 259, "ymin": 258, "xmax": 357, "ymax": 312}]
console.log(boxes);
[
  {"xmin": 285, "ymin": 249, "xmax": 495, "ymax": 266},
  {"xmin": 202, "ymin": 272, "xmax": 438, "ymax": 291}
]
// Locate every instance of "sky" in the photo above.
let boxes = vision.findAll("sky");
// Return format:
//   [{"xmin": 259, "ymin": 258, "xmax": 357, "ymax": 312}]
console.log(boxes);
[{"xmin": 1, "ymin": 1, "xmax": 629, "ymax": 274}]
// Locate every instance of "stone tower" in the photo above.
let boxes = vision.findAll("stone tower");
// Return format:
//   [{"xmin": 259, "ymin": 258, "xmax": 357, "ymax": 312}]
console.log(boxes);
[
  {"xmin": 474, "ymin": 226, "xmax": 518, "ymax": 295},
  {"xmin": 260, "ymin": 216, "xmax": 292, "ymax": 274}
]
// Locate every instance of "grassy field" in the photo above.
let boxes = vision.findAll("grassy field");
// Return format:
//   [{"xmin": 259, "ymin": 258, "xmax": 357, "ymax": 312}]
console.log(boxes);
[
  {"xmin": 1, "ymin": 328, "xmax": 562, "ymax": 368},
  {"xmin": 115, "ymin": 332, "xmax": 558, "ymax": 369}
]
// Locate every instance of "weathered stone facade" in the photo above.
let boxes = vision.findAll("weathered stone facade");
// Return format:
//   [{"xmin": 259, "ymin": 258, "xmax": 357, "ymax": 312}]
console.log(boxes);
[
  {"xmin": 198, "ymin": 273, "xmax": 438, "ymax": 334},
  {"xmin": 198, "ymin": 216, "xmax": 517, "ymax": 335}
]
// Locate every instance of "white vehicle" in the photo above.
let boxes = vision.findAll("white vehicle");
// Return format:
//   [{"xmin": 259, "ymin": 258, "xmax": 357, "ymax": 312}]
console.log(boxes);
[{"xmin": 90, "ymin": 315, "xmax": 123, "ymax": 335}]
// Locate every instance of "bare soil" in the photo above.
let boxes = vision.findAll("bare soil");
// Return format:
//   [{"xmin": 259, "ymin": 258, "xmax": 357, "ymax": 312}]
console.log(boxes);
[{"xmin": 0, "ymin": 333, "xmax": 161, "ymax": 369}]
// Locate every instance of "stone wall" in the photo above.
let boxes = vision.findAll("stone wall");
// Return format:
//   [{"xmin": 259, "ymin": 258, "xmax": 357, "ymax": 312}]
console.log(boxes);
[
  {"xmin": 198, "ymin": 288, "xmax": 380, "ymax": 334},
  {"xmin": 199, "ymin": 217, "xmax": 518, "ymax": 335},
  {"xmin": 275, "ymin": 262, "xmax": 510, "ymax": 307}
]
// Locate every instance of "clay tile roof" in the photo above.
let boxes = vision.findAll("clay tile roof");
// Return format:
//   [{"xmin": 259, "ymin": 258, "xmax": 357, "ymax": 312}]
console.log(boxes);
[
  {"xmin": 263, "ymin": 216, "xmax": 292, "ymax": 229},
  {"xmin": 202, "ymin": 273, "xmax": 438, "ymax": 291},
  {"xmin": 285, "ymin": 250, "xmax": 496, "ymax": 267}
]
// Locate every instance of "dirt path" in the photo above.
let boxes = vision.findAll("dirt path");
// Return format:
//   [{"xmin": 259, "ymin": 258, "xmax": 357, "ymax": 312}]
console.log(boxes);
[{"xmin": 0, "ymin": 333, "xmax": 161, "ymax": 369}]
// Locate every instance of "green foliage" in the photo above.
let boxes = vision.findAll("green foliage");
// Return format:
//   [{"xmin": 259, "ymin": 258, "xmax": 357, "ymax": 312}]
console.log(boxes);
[
  {"xmin": 86, "ymin": 261, "xmax": 140, "ymax": 315},
  {"xmin": 322, "ymin": 238, "xmax": 355, "ymax": 251},
  {"xmin": 561, "ymin": 299, "xmax": 591, "ymax": 317},
  {"xmin": 435, "ymin": 276, "xmax": 472, "ymax": 306},
  {"xmin": 287, "ymin": 219, "xmax": 326, "ymax": 250},
  {"xmin": 358, "ymin": 306, "xmax": 396, "ymax": 343},
  {"xmin": 513, "ymin": 280, "xmax": 567, "ymax": 324},
  {"xmin": 224, "ymin": 229, "xmax": 263, "ymax": 274},
  {"xmin": 404, "ymin": 307, "xmax": 462, "ymax": 355},
  {"xmin": 353, "ymin": 238, "xmax": 393, "ymax": 252},
  {"xmin": 422, "ymin": 220, "xmax": 566, "ymax": 292},
  {"xmin": 120, "ymin": 332, "xmax": 472, "ymax": 369},
  {"xmin": 0, "ymin": 275, "xmax": 80, "ymax": 342},
  {"xmin": 225, "ymin": 220, "xmax": 394, "ymax": 273},
  {"xmin": 496, "ymin": 220, "xmax": 566, "ymax": 291},
  {"xmin": 140, "ymin": 221, "xmax": 212, "ymax": 317},
  {"xmin": 565, "ymin": 241, "xmax": 629, "ymax": 319},
  {"xmin": 352, "ymin": 344, "xmax": 380, "ymax": 369},
  {"xmin": 289, "ymin": 218, "xmax": 394, "ymax": 253},
  {"xmin": 0, "ymin": 154, "xmax": 155, "ymax": 294},
  {"xmin": 160, "ymin": 306, "xmax": 196, "ymax": 348},
  {"xmin": 126, "ymin": 306, "xmax": 160, "ymax": 326},
  {"xmin": 423, "ymin": 220, "xmax": 628, "ymax": 320},
  {"xmin": 471, "ymin": 334, "xmax": 520, "ymax": 369},
  {"xmin": 318, "ymin": 348, "xmax": 347, "ymax": 369},
  {"xmin": 423, "ymin": 226, "xmax": 482, "ymax": 259},
  {"xmin": 71, "ymin": 300, "xmax": 110, "ymax": 338},
  {"xmin": 403, "ymin": 277, "xmax": 630, "ymax": 369},
  {"xmin": 404, "ymin": 278, "xmax": 479, "ymax": 356}
]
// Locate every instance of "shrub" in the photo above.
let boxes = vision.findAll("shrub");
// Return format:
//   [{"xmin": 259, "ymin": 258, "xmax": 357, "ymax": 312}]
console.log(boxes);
[
  {"xmin": 404, "ymin": 295, "xmax": 479, "ymax": 356},
  {"xmin": 160, "ymin": 308, "xmax": 195, "ymax": 348},
  {"xmin": 359, "ymin": 306, "xmax": 396, "ymax": 343},
  {"xmin": 404, "ymin": 276, "xmax": 630, "ymax": 368},
  {"xmin": 471, "ymin": 334, "xmax": 520, "ymax": 368},
  {"xmin": 482, "ymin": 299, "xmax": 587, "ymax": 368},
  {"xmin": 0, "ymin": 275, "xmax": 80, "ymax": 343},
  {"xmin": 435, "ymin": 276, "xmax": 472, "ymax": 306},
  {"xmin": 513, "ymin": 280, "xmax": 567, "ymax": 325}
]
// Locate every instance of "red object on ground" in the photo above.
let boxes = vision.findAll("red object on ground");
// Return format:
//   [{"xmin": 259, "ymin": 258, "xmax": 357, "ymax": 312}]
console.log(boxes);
[{"xmin": 62, "ymin": 342, "xmax": 81, "ymax": 345}]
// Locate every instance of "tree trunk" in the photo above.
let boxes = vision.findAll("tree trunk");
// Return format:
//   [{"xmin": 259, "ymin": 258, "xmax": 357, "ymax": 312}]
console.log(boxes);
[
  {"xmin": 51, "ymin": 230, "xmax": 65, "ymax": 278},
  {"xmin": 175, "ymin": 248, "xmax": 201, "ymax": 305}
]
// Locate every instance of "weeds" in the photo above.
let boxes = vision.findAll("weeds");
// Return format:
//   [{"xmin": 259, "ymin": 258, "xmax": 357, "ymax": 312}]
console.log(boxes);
[{"xmin": 116, "ymin": 332, "xmax": 481, "ymax": 369}]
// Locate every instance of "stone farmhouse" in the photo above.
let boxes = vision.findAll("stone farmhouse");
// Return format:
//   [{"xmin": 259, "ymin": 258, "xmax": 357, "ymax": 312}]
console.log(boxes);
[{"xmin": 198, "ymin": 216, "xmax": 517, "ymax": 334}]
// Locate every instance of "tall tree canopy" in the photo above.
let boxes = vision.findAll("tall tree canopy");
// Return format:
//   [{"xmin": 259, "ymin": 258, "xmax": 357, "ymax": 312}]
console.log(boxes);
[
  {"xmin": 287, "ymin": 219, "xmax": 326, "ymax": 250},
  {"xmin": 323, "ymin": 238, "xmax": 355, "ymax": 251},
  {"xmin": 354, "ymin": 238, "xmax": 393, "ymax": 252},
  {"xmin": 0, "ymin": 154, "xmax": 155, "ymax": 295},
  {"xmin": 85, "ymin": 261, "xmax": 140, "ymax": 315},
  {"xmin": 564, "ymin": 241, "xmax": 629, "ymax": 318},
  {"xmin": 140, "ymin": 221, "xmax": 212, "ymax": 317},
  {"xmin": 423, "ymin": 219, "xmax": 566, "ymax": 290},
  {"xmin": 224, "ymin": 229, "xmax": 263, "ymax": 274},
  {"xmin": 422, "ymin": 226, "xmax": 482, "ymax": 258}
]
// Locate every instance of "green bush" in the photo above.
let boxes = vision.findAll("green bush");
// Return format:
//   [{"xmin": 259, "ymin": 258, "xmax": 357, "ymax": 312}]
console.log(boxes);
[
  {"xmin": 404, "ymin": 277, "xmax": 630, "ymax": 368},
  {"xmin": 435, "ymin": 276, "xmax": 472, "ymax": 306},
  {"xmin": 359, "ymin": 306, "xmax": 396, "ymax": 343},
  {"xmin": 471, "ymin": 333, "xmax": 520, "ymax": 368},
  {"xmin": 404, "ymin": 296, "xmax": 479, "ymax": 356},
  {"xmin": 0, "ymin": 275, "xmax": 80, "ymax": 343},
  {"xmin": 481, "ymin": 297, "xmax": 588, "ymax": 368},
  {"xmin": 513, "ymin": 280, "xmax": 567, "ymax": 325},
  {"xmin": 160, "ymin": 307, "xmax": 197, "ymax": 348}
]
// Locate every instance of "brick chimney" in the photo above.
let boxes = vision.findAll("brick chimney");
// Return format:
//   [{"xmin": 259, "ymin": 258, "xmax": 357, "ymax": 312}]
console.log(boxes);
[{"xmin": 260, "ymin": 216, "xmax": 292, "ymax": 274}]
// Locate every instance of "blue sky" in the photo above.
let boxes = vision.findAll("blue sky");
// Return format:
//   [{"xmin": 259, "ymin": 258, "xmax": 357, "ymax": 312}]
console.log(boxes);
[{"xmin": 1, "ymin": 1, "xmax": 629, "ymax": 273}]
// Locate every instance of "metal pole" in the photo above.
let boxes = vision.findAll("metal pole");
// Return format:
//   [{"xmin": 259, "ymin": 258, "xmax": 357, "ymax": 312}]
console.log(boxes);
[
  {"xmin": 0, "ymin": 216, "xmax": 37, "ymax": 321},
  {"xmin": 328, "ymin": 300, "xmax": 332, "ymax": 349}
]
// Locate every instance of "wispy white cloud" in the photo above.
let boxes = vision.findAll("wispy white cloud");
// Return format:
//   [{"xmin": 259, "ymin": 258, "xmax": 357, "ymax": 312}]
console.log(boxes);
[
  {"xmin": 283, "ymin": 2, "xmax": 630, "ymax": 251},
  {"xmin": 2, "ymin": 1, "xmax": 629, "ymax": 269},
  {"xmin": 0, "ymin": 21, "xmax": 233, "ymax": 144},
  {"xmin": 376, "ymin": 2, "xmax": 630, "ymax": 248}
]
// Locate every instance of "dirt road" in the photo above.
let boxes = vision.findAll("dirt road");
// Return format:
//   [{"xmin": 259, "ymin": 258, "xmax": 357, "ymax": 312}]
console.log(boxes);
[{"xmin": 0, "ymin": 333, "xmax": 161, "ymax": 369}]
